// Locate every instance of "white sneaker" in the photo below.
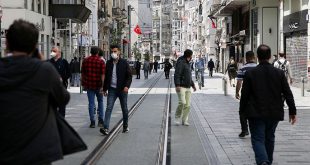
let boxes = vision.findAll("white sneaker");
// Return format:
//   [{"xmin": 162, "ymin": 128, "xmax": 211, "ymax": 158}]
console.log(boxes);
[
  {"xmin": 182, "ymin": 121, "xmax": 190, "ymax": 126},
  {"xmin": 175, "ymin": 118, "xmax": 181, "ymax": 125}
]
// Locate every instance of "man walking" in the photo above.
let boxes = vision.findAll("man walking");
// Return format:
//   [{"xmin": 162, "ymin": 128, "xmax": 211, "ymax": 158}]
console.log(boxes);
[
  {"xmin": 274, "ymin": 52, "xmax": 293, "ymax": 85},
  {"xmin": 153, "ymin": 60, "xmax": 159, "ymax": 73},
  {"xmin": 49, "ymin": 46, "xmax": 71, "ymax": 117},
  {"xmin": 135, "ymin": 59, "xmax": 141, "ymax": 79},
  {"xmin": 100, "ymin": 45, "xmax": 132, "ymax": 135},
  {"xmin": 163, "ymin": 59, "xmax": 173, "ymax": 79},
  {"xmin": 207, "ymin": 58, "xmax": 215, "ymax": 77},
  {"xmin": 70, "ymin": 57, "xmax": 80, "ymax": 87},
  {"xmin": 143, "ymin": 59, "xmax": 150, "ymax": 79},
  {"xmin": 81, "ymin": 46, "xmax": 105, "ymax": 128},
  {"xmin": 174, "ymin": 49, "xmax": 196, "ymax": 126},
  {"xmin": 235, "ymin": 51, "xmax": 257, "ymax": 138},
  {"xmin": 195, "ymin": 54, "xmax": 205, "ymax": 86},
  {"xmin": 240, "ymin": 44, "xmax": 297, "ymax": 165}
]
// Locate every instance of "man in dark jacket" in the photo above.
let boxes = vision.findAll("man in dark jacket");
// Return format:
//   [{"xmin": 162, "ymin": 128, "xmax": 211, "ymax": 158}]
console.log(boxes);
[
  {"xmin": 153, "ymin": 60, "xmax": 159, "ymax": 73},
  {"xmin": 70, "ymin": 56, "xmax": 81, "ymax": 87},
  {"xmin": 49, "ymin": 46, "xmax": 71, "ymax": 117},
  {"xmin": 163, "ymin": 59, "xmax": 173, "ymax": 79},
  {"xmin": 0, "ymin": 19, "xmax": 73, "ymax": 165},
  {"xmin": 207, "ymin": 58, "xmax": 215, "ymax": 77},
  {"xmin": 174, "ymin": 49, "xmax": 196, "ymax": 126},
  {"xmin": 240, "ymin": 44, "xmax": 297, "ymax": 165},
  {"xmin": 135, "ymin": 59, "xmax": 141, "ymax": 79},
  {"xmin": 100, "ymin": 45, "xmax": 132, "ymax": 135}
]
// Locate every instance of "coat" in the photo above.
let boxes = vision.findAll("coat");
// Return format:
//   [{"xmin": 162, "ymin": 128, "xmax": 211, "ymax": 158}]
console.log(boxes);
[
  {"xmin": 240, "ymin": 61, "xmax": 296, "ymax": 120},
  {"xmin": 174, "ymin": 56, "xmax": 195, "ymax": 88}
]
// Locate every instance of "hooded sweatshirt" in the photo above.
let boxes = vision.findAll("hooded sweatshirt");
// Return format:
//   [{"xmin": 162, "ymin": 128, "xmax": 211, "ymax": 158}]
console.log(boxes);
[{"xmin": 0, "ymin": 56, "xmax": 70, "ymax": 164}]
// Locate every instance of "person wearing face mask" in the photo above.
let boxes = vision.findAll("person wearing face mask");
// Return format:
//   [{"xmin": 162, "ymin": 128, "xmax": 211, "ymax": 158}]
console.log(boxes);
[
  {"xmin": 100, "ymin": 45, "xmax": 132, "ymax": 135},
  {"xmin": 174, "ymin": 49, "xmax": 196, "ymax": 126}
]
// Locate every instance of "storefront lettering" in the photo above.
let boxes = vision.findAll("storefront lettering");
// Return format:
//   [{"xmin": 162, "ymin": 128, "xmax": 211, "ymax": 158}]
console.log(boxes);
[{"xmin": 289, "ymin": 22, "xmax": 299, "ymax": 29}]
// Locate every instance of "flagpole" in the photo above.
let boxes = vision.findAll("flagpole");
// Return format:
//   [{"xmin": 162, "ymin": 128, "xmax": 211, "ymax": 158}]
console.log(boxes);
[
  {"xmin": 128, "ymin": 5, "xmax": 131, "ymax": 60},
  {"xmin": 160, "ymin": 2, "xmax": 162, "ymax": 63}
]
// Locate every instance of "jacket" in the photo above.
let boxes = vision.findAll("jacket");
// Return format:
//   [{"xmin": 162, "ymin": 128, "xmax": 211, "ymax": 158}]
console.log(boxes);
[
  {"xmin": 174, "ymin": 56, "xmax": 195, "ymax": 88},
  {"xmin": 103, "ymin": 58, "xmax": 132, "ymax": 92},
  {"xmin": 49, "ymin": 58, "xmax": 71, "ymax": 87},
  {"xmin": 0, "ymin": 56, "xmax": 74, "ymax": 164},
  {"xmin": 240, "ymin": 61, "xmax": 296, "ymax": 120}
]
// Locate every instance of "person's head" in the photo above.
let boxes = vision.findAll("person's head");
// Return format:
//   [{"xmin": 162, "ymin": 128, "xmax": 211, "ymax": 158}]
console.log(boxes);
[
  {"xmin": 257, "ymin": 44, "xmax": 271, "ymax": 61},
  {"xmin": 99, "ymin": 49, "xmax": 104, "ymax": 57},
  {"xmin": 74, "ymin": 56, "xmax": 77, "ymax": 60},
  {"xmin": 90, "ymin": 46, "xmax": 100, "ymax": 56},
  {"xmin": 245, "ymin": 51, "xmax": 255, "ymax": 62},
  {"xmin": 279, "ymin": 52, "xmax": 285, "ymax": 58},
  {"xmin": 210, "ymin": 58, "xmax": 213, "ymax": 61},
  {"xmin": 51, "ymin": 46, "xmax": 61, "ymax": 59},
  {"xmin": 6, "ymin": 19, "xmax": 39, "ymax": 55},
  {"xmin": 110, "ymin": 44, "xmax": 121, "ymax": 60},
  {"xmin": 183, "ymin": 49, "xmax": 193, "ymax": 62}
]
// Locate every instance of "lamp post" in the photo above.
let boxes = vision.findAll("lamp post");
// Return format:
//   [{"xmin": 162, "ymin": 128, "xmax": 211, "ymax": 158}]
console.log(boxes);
[{"xmin": 0, "ymin": 5, "xmax": 3, "ymax": 58}]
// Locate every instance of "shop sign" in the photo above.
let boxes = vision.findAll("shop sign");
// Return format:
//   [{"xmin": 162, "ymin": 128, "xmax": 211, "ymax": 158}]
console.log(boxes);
[{"xmin": 283, "ymin": 10, "xmax": 308, "ymax": 33}]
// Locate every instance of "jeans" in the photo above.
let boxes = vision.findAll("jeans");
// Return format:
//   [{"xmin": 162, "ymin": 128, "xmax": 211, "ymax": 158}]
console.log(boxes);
[
  {"xmin": 144, "ymin": 70, "xmax": 149, "ymax": 79},
  {"xmin": 248, "ymin": 118, "xmax": 279, "ymax": 165},
  {"xmin": 103, "ymin": 87, "xmax": 129, "ymax": 129},
  {"xmin": 175, "ymin": 87, "xmax": 192, "ymax": 123},
  {"xmin": 198, "ymin": 68, "xmax": 204, "ymax": 85},
  {"xmin": 87, "ymin": 89, "xmax": 104, "ymax": 122},
  {"xmin": 71, "ymin": 73, "xmax": 80, "ymax": 86}
]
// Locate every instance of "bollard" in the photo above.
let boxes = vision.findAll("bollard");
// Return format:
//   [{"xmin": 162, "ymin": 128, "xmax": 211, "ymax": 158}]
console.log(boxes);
[
  {"xmin": 222, "ymin": 77, "xmax": 228, "ymax": 96},
  {"xmin": 301, "ymin": 77, "xmax": 305, "ymax": 97}
]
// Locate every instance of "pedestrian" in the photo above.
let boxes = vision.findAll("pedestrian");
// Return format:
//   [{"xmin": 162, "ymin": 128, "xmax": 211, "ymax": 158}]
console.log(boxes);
[
  {"xmin": 49, "ymin": 46, "xmax": 71, "ymax": 117},
  {"xmin": 0, "ymin": 19, "xmax": 86, "ymax": 165},
  {"xmin": 100, "ymin": 45, "xmax": 132, "ymax": 135},
  {"xmin": 135, "ymin": 59, "xmax": 141, "ymax": 79},
  {"xmin": 153, "ymin": 60, "xmax": 159, "ymax": 73},
  {"xmin": 99, "ymin": 48, "xmax": 106, "ymax": 63},
  {"xmin": 215, "ymin": 59, "xmax": 220, "ymax": 73},
  {"xmin": 174, "ymin": 49, "xmax": 196, "ymax": 126},
  {"xmin": 195, "ymin": 54, "xmax": 205, "ymax": 86},
  {"xmin": 273, "ymin": 52, "xmax": 293, "ymax": 85},
  {"xmin": 81, "ymin": 46, "xmax": 105, "ymax": 128},
  {"xmin": 208, "ymin": 58, "xmax": 215, "ymax": 77},
  {"xmin": 240, "ymin": 44, "xmax": 297, "ymax": 165},
  {"xmin": 143, "ymin": 59, "xmax": 150, "ymax": 79},
  {"xmin": 271, "ymin": 54, "xmax": 278, "ymax": 65},
  {"xmin": 70, "ymin": 56, "xmax": 81, "ymax": 87},
  {"xmin": 163, "ymin": 59, "xmax": 173, "ymax": 79},
  {"xmin": 235, "ymin": 51, "xmax": 257, "ymax": 138},
  {"xmin": 149, "ymin": 60, "xmax": 154, "ymax": 75},
  {"xmin": 237, "ymin": 57, "xmax": 244, "ymax": 70},
  {"xmin": 226, "ymin": 59, "xmax": 238, "ymax": 87}
]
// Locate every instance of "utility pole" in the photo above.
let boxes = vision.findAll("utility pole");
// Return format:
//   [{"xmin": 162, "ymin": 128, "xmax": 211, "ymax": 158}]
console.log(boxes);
[
  {"xmin": 160, "ymin": 2, "xmax": 162, "ymax": 62},
  {"xmin": 128, "ymin": 5, "xmax": 132, "ymax": 59}
]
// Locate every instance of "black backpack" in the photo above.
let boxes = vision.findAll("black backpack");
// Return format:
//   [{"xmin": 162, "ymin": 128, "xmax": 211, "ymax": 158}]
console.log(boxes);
[{"xmin": 277, "ymin": 60, "xmax": 288, "ymax": 75}]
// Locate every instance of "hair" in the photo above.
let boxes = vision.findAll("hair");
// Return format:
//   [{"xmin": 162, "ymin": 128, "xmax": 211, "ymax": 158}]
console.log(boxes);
[
  {"xmin": 99, "ymin": 49, "xmax": 104, "ymax": 57},
  {"xmin": 183, "ymin": 49, "xmax": 193, "ymax": 58},
  {"xmin": 110, "ymin": 44, "xmax": 121, "ymax": 50},
  {"xmin": 257, "ymin": 44, "xmax": 271, "ymax": 61},
  {"xmin": 245, "ymin": 51, "xmax": 255, "ymax": 61},
  {"xmin": 90, "ymin": 46, "xmax": 100, "ymax": 55},
  {"xmin": 6, "ymin": 19, "xmax": 39, "ymax": 54},
  {"xmin": 279, "ymin": 52, "xmax": 285, "ymax": 57}
]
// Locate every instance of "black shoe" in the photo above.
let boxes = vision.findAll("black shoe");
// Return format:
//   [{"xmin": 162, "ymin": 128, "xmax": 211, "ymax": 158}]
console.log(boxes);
[
  {"xmin": 202, "ymin": 85, "xmax": 204, "ymax": 87},
  {"xmin": 239, "ymin": 132, "xmax": 249, "ymax": 138},
  {"xmin": 260, "ymin": 162, "xmax": 269, "ymax": 165},
  {"xmin": 89, "ymin": 121, "xmax": 95, "ymax": 128},
  {"xmin": 98, "ymin": 120, "xmax": 103, "ymax": 127},
  {"xmin": 123, "ymin": 126, "xmax": 129, "ymax": 133},
  {"xmin": 100, "ymin": 128, "xmax": 109, "ymax": 135}
]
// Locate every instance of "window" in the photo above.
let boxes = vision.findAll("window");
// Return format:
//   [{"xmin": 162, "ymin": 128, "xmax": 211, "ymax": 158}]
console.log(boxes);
[
  {"xmin": 31, "ymin": 0, "xmax": 35, "ymax": 11},
  {"xmin": 302, "ymin": 0, "xmax": 308, "ymax": 6},
  {"xmin": 43, "ymin": 0, "xmax": 46, "ymax": 15},
  {"xmin": 37, "ymin": 0, "xmax": 41, "ymax": 13},
  {"xmin": 40, "ymin": 34, "xmax": 44, "ymax": 55}
]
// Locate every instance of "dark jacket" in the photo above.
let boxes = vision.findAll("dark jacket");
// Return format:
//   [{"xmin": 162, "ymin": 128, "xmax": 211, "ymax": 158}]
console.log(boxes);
[
  {"xmin": 49, "ymin": 58, "xmax": 71, "ymax": 87},
  {"xmin": 70, "ymin": 59, "xmax": 80, "ymax": 73},
  {"xmin": 174, "ymin": 56, "xmax": 195, "ymax": 88},
  {"xmin": 135, "ymin": 61, "xmax": 141, "ymax": 70},
  {"xmin": 103, "ymin": 58, "xmax": 132, "ymax": 92},
  {"xmin": 0, "ymin": 56, "xmax": 72, "ymax": 164},
  {"xmin": 240, "ymin": 61, "xmax": 296, "ymax": 120},
  {"xmin": 208, "ymin": 60, "xmax": 215, "ymax": 70},
  {"xmin": 164, "ymin": 61, "xmax": 173, "ymax": 71}
]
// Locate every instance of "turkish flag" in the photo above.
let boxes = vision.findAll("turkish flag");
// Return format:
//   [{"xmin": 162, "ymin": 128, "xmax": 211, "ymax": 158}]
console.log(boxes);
[
  {"xmin": 134, "ymin": 25, "xmax": 142, "ymax": 35},
  {"xmin": 211, "ymin": 19, "xmax": 216, "ymax": 29}
]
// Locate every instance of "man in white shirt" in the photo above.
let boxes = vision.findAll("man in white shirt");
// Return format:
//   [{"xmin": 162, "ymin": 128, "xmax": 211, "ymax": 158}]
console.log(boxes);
[{"xmin": 273, "ymin": 52, "xmax": 293, "ymax": 84}]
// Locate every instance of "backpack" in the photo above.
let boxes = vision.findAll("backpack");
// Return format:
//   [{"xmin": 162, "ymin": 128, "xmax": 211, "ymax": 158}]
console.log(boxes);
[{"xmin": 277, "ymin": 60, "xmax": 288, "ymax": 75}]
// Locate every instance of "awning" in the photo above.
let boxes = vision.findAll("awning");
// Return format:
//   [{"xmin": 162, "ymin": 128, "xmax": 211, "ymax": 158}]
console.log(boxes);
[{"xmin": 214, "ymin": 0, "xmax": 250, "ymax": 16}]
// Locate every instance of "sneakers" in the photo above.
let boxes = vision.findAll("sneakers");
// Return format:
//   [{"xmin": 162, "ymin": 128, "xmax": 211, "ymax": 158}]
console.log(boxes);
[
  {"xmin": 98, "ymin": 120, "xmax": 103, "ymax": 127},
  {"xmin": 239, "ymin": 132, "xmax": 249, "ymax": 138},
  {"xmin": 175, "ymin": 118, "xmax": 181, "ymax": 125},
  {"xmin": 182, "ymin": 121, "xmax": 190, "ymax": 126},
  {"xmin": 100, "ymin": 128, "xmax": 109, "ymax": 135},
  {"xmin": 89, "ymin": 121, "xmax": 95, "ymax": 128},
  {"xmin": 123, "ymin": 127, "xmax": 129, "ymax": 133}
]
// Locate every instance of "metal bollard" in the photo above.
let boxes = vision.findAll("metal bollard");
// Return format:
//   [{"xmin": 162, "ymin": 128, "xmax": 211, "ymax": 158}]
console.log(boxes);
[
  {"xmin": 222, "ymin": 77, "xmax": 228, "ymax": 96},
  {"xmin": 301, "ymin": 77, "xmax": 305, "ymax": 97}
]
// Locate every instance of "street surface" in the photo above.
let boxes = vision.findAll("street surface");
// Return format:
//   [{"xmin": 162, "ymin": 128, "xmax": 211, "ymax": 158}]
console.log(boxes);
[{"xmin": 54, "ymin": 70, "xmax": 310, "ymax": 165}]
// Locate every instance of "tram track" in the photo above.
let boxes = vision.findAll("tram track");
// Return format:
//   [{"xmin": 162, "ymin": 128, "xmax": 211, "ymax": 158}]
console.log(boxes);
[{"xmin": 81, "ymin": 72, "xmax": 172, "ymax": 165}]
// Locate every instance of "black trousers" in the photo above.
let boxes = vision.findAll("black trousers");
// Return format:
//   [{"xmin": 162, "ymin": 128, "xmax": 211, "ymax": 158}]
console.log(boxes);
[
  {"xmin": 136, "ymin": 69, "xmax": 140, "ymax": 79},
  {"xmin": 239, "ymin": 111, "xmax": 248, "ymax": 133},
  {"xmin": 164, "ymin": 70, "xmax": 170, "ymax": 78}
]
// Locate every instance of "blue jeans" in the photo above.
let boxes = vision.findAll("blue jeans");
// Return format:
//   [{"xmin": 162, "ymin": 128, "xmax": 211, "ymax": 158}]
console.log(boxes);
[
  {"xmin": 248, "ymin": 118, "xmax": 279, "ymax": 165},
  {"xmin": 71, "ymin": 73, "xmax": 80, "ymax": 86},
  {"xmin": 87, "ymin": 89, "xmax": 104, "ymax": 122},
  {"xmin": 103, "ymin": 87, "xmax": 129, "ymax": 129}
]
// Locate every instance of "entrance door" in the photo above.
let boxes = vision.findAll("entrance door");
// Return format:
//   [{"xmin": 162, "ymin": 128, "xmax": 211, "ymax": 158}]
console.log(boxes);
[{"xmin": 262, "ymin": 7, "xmax": 278, "ymax": 55}]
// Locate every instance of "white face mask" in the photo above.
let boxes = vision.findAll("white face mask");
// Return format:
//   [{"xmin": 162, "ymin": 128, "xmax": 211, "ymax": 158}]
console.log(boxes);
[
  {"xmin": 111, "ymin": 53, "xmax": 118, "ymax": 59},
  {"xmin": 50, "ymin": 52, "xmax": 57, "ymax": 58}
]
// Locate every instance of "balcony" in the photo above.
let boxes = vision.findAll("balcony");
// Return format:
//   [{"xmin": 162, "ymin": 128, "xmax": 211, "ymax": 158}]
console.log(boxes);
[
  {"xmin": 49, "ymin": 0, "xmax": 91, "ymax": 23},
  {"xmin": 214, "ymin": 0, "xmax": 250, "ymax": 16}
]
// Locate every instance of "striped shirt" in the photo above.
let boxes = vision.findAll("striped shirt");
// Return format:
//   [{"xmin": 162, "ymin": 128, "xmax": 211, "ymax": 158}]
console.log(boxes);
[{"xmin": 236, "ymin": 62, "xmax": 257, "ymax": 81}]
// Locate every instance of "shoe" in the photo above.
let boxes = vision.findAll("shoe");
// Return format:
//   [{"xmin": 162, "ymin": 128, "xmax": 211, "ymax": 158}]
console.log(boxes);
[
  {"xmin": 98, "ymin": 120, "xmax": 103, "ymax": 127},
  {"xmin": 175, "ymin": 118, "xmax": 181, "ymax": 125},
  {"xmin": 239, "ymin": 132, "xmax": 249, "ymax": 138},
  {"xmin": 89, "ymin": 121, "xmax": 95, "ymax": 128},
  {"xmin": 202, "ymin": 85, "xmax": 204, "ymax": 87},
  {"xmin": 123, "ymin": 127, "xmax": 129, "ymax": 133},
  {"xmin": 260, "ymin": 162, "xmax": 269, "ymax": 165},
  {"xmin": 182, "ymin": 121, "xmax": 190, "ymax": 126},
  {"xmin": 233, "ymin": 84, "xmax": 235, "ymax": 87},
  {"xmin": 100, "ymin": 128, "xmax": 109, "ymax": 135}
]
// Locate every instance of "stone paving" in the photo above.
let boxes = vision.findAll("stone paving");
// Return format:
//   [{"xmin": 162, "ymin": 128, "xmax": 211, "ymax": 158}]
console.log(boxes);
[{"xmin": 189, "ymin": 72, "xmax": 310, "ymax": 165}]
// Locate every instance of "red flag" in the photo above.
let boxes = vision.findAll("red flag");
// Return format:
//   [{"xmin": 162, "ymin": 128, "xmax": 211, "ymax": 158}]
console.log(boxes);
[
  {"xmin": 134, "ymin": 25, "xmax": 142, "ymax": 35},
  {"xmin": 211, "ymin": 19, "xmax": 216, "ymax": 29}
]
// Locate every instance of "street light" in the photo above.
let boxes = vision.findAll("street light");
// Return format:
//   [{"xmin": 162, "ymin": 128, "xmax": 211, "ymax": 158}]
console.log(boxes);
[{"xmin": 0, "ymin": 5, "xmax": 2, "ymax": 58}]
